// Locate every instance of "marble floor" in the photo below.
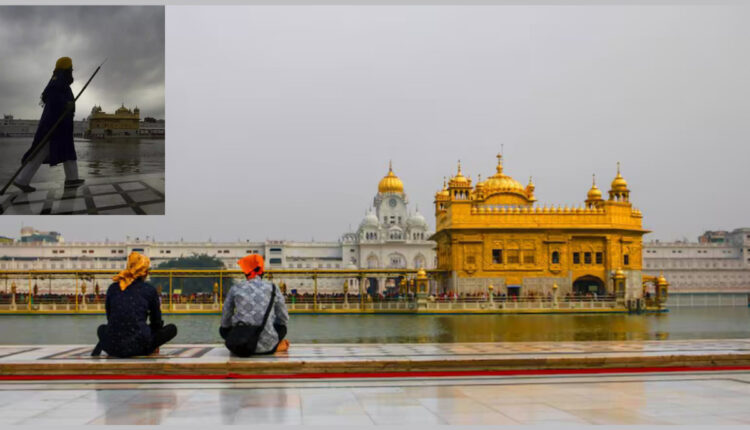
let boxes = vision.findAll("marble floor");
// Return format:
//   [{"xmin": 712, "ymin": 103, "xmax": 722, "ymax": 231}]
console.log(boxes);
[
  {"xmin": 3, "ymin": 339, "xmax": 750, "ymax": 366},
  {"xmin": 2, "ymin": 370, "xmax": 750, "ymax": 425},
  {"xmin": 0, "ymin": 173, "xmax": 164, "ymax": 215}
]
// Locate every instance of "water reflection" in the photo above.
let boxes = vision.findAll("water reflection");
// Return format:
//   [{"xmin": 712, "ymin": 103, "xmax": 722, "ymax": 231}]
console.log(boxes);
[
  {"xmin": 0, "ymin": 308, "xmax": 747, "ymax": 345},
  {"xmin": 0, "ymin": 137, "xmax": 164, "ymax": 183}
]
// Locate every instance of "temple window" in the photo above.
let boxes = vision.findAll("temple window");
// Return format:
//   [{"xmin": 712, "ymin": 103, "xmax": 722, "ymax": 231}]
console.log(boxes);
[
  {"xmin": 507, "ymin": 250, "xmax": 520, "ymax": 264},
  {"xmin": 573, "ymin": 252, "xmax": 580, "ymax": 264},
  {"xmin": 523, "ymin": 254, "xmax": 535, "ymax": 264},
  {"xmin": 596, "ymin": 252, "xmax": 603, "ymax": 264},
  {"xmin": 624, "ymin": 254, "xmax": 630, "ymax": 266},
  {"xmin": 551, "ymin": 251, "xmax": 560, "ymax": 264},
  {"xmin": 584, "ymin": 252, "xmax": 592, "ymax": 264},
  {"xmin": 492, "ymin": 249, "xmax": 503, "ymax": 264}
]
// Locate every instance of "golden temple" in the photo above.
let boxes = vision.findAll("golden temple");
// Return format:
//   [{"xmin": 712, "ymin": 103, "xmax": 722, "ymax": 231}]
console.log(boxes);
[{"xmin": 431, "ymin": 153, "xmax": 665, "ymax": 308}]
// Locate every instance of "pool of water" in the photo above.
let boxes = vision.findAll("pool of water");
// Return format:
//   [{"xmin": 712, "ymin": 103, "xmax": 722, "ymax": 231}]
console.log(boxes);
[
  {"xmin": 0, "ymin": 137, "xmax": 164, "ymax": 183},
  {"xmin": 1, "ymin": 307, "xmax": 749, "ymax": 345}
]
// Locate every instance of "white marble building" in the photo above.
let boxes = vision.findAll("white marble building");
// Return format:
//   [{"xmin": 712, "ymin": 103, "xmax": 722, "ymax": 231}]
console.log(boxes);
[
  {"xmin": 643, "ymin": 228, "xmax": 750, "ymax": 293},
  {"xmin": 0, "ymin": 165, "xmax": 435, "ymax": 294}
]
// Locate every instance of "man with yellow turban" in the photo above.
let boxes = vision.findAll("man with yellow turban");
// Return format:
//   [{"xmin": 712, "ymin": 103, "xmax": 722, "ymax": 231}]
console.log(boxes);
[
  {"xmin": 14, "ymin": 57, "xmax": 84, "ymax": 193},
  {"xmin": 91, "ymin": 252, "xmax": 177, "ymax": 357},
  {"xmin": 220, "ymin": 254, "xmax": 289, "ymax": 356}
]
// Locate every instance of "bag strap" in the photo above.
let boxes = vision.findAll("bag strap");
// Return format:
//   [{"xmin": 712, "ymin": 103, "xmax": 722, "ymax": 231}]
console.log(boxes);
[{"xmin": 256, "ymin": 284, "xmax": 277, "ymax": 335}]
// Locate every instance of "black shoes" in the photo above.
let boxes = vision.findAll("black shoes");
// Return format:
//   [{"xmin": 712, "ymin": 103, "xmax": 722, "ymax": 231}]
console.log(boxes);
[
  {"xmin": 91, "ymin": 342, "xmax": 103, "ymax": 357},
  {"xmin": 64, "ymin": 179, "xmax": 85, "ymax": 188},
  {"xmin": 13, "ymin": 182, "xmax": 36, "ymax": 193}
]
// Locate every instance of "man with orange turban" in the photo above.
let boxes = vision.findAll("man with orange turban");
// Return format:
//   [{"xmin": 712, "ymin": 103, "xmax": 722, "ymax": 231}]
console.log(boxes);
[
  {"xmin": 15, "ymin": 57, "xmax": 84, "ymax": 193},
  {"xmin": 220, "ymin": 254, "xmax": 289, "ymax": 356},
  {"xmin": 91, "ymin": 252, "xmax": 177, "ymax": 357}
]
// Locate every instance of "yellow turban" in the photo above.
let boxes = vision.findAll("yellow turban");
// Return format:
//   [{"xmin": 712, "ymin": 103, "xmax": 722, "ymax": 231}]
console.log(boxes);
[
  {"xmin": 55, "ymin": 57, "xmax": 73, "ymax": 70},
  {"xmin": 113, "ymin": 252, "xmax": 151, "ymax": 291}
]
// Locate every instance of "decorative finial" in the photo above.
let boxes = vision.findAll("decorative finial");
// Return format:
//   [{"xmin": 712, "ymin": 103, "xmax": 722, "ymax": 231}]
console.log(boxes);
[
  {"xmin": 389, "ymin": 160, "xmax": 393, "ymax": 173},
  {"xmin": 617, "ymin": 161, "xmax": 621, "ymax": 175},
  {"xmin": 592, "ymin": 173, "xmax": 596, "ymax": 186},
  {"xmin": 501, "ymin": 143, "xmax": 504, "ymax": 156},
  {"xmin": 457, "ymin": 160, "xmax": 462, "ymax": 174},
  {"xmin": 443, "ymin": 177, "xmax": 447, "ymax": 189}
]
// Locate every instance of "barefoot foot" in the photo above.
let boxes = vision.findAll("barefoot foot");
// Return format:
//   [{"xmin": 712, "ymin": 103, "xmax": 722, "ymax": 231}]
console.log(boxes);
[{"xmin": 276, "ymin": 339, "xmax": 290, "ymax": 352}]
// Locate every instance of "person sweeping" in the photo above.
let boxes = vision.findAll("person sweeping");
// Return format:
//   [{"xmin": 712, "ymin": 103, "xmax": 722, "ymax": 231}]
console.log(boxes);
[
  {"xmin": 220, "ymin": 254, "xmax": 290, "ymax": 356},
  {"xmin": 13, "ymin": 56, "xmax": 85, "ymax": 193}
]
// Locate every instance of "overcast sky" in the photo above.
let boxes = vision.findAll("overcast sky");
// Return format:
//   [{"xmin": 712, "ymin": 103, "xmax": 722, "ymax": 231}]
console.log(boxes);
[
  {"xmin": 0, "ymin": 6, "xmax": 165, "ymax": 121},
  {"xmin": 0, "ymin": 5, "xmax": 748, "ymax": 244}
]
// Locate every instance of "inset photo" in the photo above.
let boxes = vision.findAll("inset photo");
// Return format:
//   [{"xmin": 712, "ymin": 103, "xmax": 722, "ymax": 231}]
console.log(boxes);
[{"xmin": 0, "ymin": 6, "xmax": 165, "ymax": 215}]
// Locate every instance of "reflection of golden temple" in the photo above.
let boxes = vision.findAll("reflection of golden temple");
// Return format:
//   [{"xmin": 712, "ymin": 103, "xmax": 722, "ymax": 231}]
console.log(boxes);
[{"xmin": 431, "ymin": 153, "xmax": 662, "ymax": 310}]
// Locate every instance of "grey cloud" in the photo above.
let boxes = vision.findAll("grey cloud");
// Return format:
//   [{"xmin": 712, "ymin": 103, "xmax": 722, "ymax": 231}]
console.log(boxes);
[
  {"xmin": 0, "ymin": 5, "xmax": 748, "ymax": 244},
  {"xmin": 0, "ymin": 6, "xmax": 165, "ymax": 120}
]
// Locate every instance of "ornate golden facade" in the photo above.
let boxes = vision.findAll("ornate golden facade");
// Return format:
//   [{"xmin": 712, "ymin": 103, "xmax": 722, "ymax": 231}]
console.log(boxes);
[
  {"xmin": 87, "ymin": 104, "xmax": 140, "ymax": 137},
  {"xmin": 432, "ymin": 154, "xmax": 649, "ymax": 301}
]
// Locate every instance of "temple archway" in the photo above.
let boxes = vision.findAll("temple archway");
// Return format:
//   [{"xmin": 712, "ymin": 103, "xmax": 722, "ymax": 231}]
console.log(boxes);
[{"xmin": 573, "ymin": 275, "xmax": 606, "ymax": 296}]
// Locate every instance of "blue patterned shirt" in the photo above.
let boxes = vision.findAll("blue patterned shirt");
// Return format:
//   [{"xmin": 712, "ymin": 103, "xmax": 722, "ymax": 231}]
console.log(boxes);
[{"xmin": 220, "ymin": 278, "xmax": 289, "ymax": 353}]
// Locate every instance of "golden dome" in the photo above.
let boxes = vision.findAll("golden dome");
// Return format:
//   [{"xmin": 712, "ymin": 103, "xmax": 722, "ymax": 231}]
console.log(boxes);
[
  {"xmin": 482, "ymin": 154, "xmax": 526, "ymax": 195},
  {"xmin": 587, "ymin": 174, "xmax": 603, "ymax": 200},
  {"xmin": 611, "ymin": 162, "xmax": 628, "ymax": 192},
  {"xmin": 449, "ymin": 161, "xmax": 471, "ymax": 187},
  {"xmin": 378, "ymin": 161, "xmax": 404, "ymax": 193},
  {"xmin": 657, "ymin": 273, "xmax": 669, "ymax": 287},
  {"xmin": 436, "ymin": 178, "xmax": 450, "ymax": 200}
]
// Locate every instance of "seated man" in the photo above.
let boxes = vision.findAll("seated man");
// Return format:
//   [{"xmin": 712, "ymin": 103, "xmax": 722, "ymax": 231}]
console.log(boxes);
[
  {"xmin": 220, "ymin": 254, "xmax": 289, "ymax": 356},
  {"xmin": 92, "ymin": 252, "xmax": 177, "ymax": 357}
]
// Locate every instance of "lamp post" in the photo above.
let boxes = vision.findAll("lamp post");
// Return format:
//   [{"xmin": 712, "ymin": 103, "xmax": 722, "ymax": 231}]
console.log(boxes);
[
  {"xmin": 415, "ymin": 268, "xmax": 429, "ymax": 310},
  {"xmin": 343, "ymin": 280, "xmax": 349, "ymax": 306},
  {"xmin": 488, "ymin": 284, "xmax": 494, "ymax": 304},
  {"xmin": 612, "ymin": 268, "xmax": 626, "ymax": 306},
  {"xmin": 81, "ymin": 282, "xmax": 87, "ymax": 309},
  {"xmin": 10, "ymin": 282, "xmax": 16, "ymax": 310},
  {"xmin": 656, "ymin": 273, "xmax": 669, "ymax": 309},
  {"xmin": 552, "ymin": 282, "xmax": 559, "ymax": 307}
]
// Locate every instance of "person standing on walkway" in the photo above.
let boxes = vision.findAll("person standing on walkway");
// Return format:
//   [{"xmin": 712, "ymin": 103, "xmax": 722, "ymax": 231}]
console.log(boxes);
[
  {"xmin": 91, "ymin": 252, "xmax": 177, "ymax": 357},
  {"xmin": 14, "ymin": 56, "xmax": 84, "ymax": 193},
  {"xmin": 220, "ymin": 254, "xmax": 289, "ymax": 356}
]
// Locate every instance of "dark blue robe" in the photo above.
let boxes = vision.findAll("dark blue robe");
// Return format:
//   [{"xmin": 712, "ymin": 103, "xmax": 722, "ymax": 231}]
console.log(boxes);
[
  {"xmin": 101, "ymin": 280, "xmax": 164, "ymax": 358},
  {"xmin": 22, "ymin": 71, "xmax": 76, "ymax": 166}
]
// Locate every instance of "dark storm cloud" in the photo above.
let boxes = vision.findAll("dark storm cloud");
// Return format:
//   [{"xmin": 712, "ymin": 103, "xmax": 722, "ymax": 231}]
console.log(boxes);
[{"xmin": 0, "ymin": 6, "xmax": 165, "ymax": 121}]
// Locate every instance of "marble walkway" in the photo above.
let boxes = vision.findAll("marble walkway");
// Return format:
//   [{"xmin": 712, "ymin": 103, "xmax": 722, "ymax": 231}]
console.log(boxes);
[
  {"xmin": 3, "ymin": 339, "xmax": 750, "ymax": 377},
  {"xmin": 0, "ymin": 173, "xmax": 164, "ymax": 215},
  {"xmin": 2, "ymin": 369, "xmax": 750, "ymax": 424}
]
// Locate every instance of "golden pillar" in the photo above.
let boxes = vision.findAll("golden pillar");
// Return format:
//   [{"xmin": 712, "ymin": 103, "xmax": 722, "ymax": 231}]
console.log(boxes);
[
  {"xmin": 612, "ymin": 268, "xmax": 626, "ymax": 304},
  {"xmin": 656, "ymin": 273, "xmax": 669, "ymax": 307}
]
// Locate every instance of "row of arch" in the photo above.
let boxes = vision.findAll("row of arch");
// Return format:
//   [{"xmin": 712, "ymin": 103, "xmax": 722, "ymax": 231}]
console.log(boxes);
[{"xmin": 366, "ymin": 253, "xmax": 427, "ymax": 269}]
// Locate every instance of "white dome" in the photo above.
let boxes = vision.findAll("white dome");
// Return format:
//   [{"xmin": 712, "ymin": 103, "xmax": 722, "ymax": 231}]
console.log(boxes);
[
  {"xmin": 407, "ymin": 211, "xmax": 428, "ymax": 229},
  {"xmin": 359, "ymin": 210, "xmax": 379, "ymax": 229}
]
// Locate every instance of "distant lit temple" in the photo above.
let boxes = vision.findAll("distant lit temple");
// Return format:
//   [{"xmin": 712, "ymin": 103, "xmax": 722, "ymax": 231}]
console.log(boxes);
[
  {"xmin": 86, "ymin": 104, "xmax": 140, "ymax": 138},
  {"xmin": 431, "ymin": 154, "xmax": 651, "ymax": 303}
]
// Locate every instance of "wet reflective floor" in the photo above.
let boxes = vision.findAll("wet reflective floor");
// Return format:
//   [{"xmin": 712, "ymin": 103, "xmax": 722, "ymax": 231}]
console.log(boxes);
[
  {"xmin": 3, "ymin": 370, "xmax": 750, "ymax": 425},
  {"xmin": 0, "ymin": 137, "xmax": 165, "ymax": 184},
  {"xmin": 1, "ymin": 307, "xmax": 749, "ymax": 344}
]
